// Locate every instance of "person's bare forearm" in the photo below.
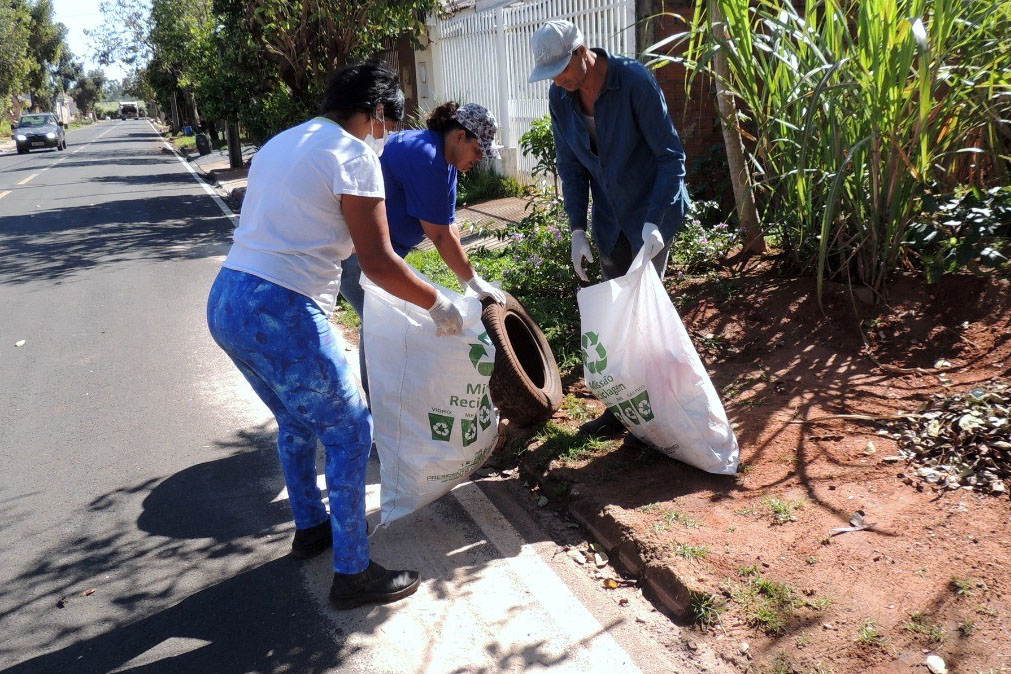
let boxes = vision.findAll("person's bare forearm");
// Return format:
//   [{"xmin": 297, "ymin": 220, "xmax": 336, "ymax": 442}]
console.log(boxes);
[
  {"xmin": 358, "ymin": 253, "xmax": 437, "ymax": 309},
  {"xmin": 430, "ymin": 225, "xmax": 474, "ymax": 281}
]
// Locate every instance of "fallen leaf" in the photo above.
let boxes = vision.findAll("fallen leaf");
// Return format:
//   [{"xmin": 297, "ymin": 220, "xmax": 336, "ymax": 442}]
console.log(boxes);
[
  {"xmin": 15, "ymin": 340, "xmax": 26, "ymax": 347},
  {"xmin": 618, "ymin": 597, "xmax": 629, "ymax": 606},
  {"xmin": 82, "ymin": 588, "xmax": 95, "ymax": 597},
  {"xmin": 603, "ymin": 578, "xmax": 619, "ymax": 589}
]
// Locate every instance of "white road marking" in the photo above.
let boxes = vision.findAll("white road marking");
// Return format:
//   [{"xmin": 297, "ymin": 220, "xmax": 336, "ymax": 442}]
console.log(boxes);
[
  {"xmin": 147, "ymin": 119, "xmax": 238, "ymax": 222},
  {"xmin": 0, "ymin": 190, "xmax": 10, "ymax": 200}
]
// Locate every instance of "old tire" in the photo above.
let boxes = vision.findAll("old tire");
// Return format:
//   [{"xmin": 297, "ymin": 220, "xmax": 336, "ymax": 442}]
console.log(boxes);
[{"xmin": 481, "ymin": 293, "xmax": 562, "ymax": 427}]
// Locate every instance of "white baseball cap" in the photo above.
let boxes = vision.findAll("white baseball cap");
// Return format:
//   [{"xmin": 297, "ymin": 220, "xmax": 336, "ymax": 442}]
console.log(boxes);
[{"xmin": 528, "ymin": 20, "xmax": 584, "ymax": 83}]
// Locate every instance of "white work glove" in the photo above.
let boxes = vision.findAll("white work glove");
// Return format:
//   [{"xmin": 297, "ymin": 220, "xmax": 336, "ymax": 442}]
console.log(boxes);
[
  {"xmin": 427, "ymin": 291, "xmax": 464, "ymax": 337},
  {"xmin": 571, "ymin": 229, "xmax": 594, "ymax": 282},
  {"xmin": 641, "ymin": 222, "xmax": 665, "ymax": 258},
  {"xmin": 462, "ymin": 273, "xmax": 506, "ymax": 304}
]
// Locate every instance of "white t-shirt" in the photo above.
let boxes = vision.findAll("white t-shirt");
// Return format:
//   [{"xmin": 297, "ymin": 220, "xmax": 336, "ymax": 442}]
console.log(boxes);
[{"xmin": 223, "ymin": 117, "xmax": 383, "ymax": 314}]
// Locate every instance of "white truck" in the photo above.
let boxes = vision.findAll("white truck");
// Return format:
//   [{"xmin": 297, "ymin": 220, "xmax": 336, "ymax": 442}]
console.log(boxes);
[{"xmin": 119, "ymin": 101, "xmax": 139, "ymax": 120}]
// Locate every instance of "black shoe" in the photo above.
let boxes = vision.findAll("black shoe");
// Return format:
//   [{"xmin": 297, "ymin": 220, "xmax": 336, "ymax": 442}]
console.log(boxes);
[
  {"xmin": 578, "ymin": 409, "xmax": 625, "ymax": 437},
  {"xmin": 329, "ymin": 560, "xmax": 420, "ymax": 610},
  {"xmin": 290, "ymin": 520, "xmax": 332, "ymax": 559}
]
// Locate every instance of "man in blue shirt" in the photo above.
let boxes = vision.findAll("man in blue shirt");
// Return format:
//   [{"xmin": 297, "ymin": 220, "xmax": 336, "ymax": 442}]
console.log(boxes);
[{"xmin": 529, "ymin": 19, "xmax": 691, "ymax": 436}]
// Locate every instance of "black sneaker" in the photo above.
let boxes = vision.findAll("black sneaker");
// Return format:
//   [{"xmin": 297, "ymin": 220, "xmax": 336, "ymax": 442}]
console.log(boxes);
[
  {"xmin": 329, "ymin": 560, "xmax": 420, "ymax": 610},
  {"xmin": 290, "ymin": 520, "xmax": 332, "ymax": 559},
  {"xmin": 578, "ymin": 408, "xmax": 625, "ymax": 437}
]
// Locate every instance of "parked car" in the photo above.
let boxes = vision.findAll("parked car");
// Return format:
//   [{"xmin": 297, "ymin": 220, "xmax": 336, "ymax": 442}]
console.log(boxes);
[{"xmin": 13, "ymin": 113, "xmax": 67, "ymax": 154}]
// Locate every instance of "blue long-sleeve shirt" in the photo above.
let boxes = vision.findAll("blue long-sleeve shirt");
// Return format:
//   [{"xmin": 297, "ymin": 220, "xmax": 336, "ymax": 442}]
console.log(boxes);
[{"xmin": 549, "ymin": 48, "xmax": 691, "ymax": 255}]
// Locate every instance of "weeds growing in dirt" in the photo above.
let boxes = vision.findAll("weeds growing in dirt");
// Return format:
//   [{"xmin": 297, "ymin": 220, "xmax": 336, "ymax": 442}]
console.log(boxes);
[
  {"xmin": 688, "ymin": 591, "xmax": 726, "ymax": 628},
  {"xmin": 672, "ymin": 543, "xmax": 710, "ymax": 561},
  {"xmin": 951, "ymin": 576, "xmax": 978, "ymax": 598},
  {"xmin": 858, "ymin": 619, "xmax": 886, "ymax": 647},
  {"xmin": 733, "ymin": 567, "xmax": 803, "ymax": 635},
  {"xmin": 903, "ymin": 612, "xmax": 947, "ymax": 644},
  {"xmin": 958, "ymin": 619, "xmax": 977, "ymax": 637},
  {"xmin": 764, "ymin": 496, "xmax": 803, "ymax": 524}
]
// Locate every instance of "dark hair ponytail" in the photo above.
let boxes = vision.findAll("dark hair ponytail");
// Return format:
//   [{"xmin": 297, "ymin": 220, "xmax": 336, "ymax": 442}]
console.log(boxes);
[
  {"xmin": 426, "ymin": 101, "xmax": 476, "ymax": 139},
  {"xmin": 321, "ymin": 61, "xmax": 405, "ymax": 122}
]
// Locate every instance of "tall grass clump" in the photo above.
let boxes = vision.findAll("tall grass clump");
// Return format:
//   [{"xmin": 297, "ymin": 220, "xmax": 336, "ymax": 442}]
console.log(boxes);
[{"xmin": 647, "ymin": 0, "xmax": 1011, "ymax": 301}]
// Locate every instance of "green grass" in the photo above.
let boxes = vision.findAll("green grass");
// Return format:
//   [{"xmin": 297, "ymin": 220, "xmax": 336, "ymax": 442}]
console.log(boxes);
[
  {"xmin": 671, "ymin": 543, "xmax": 710, "ymax": 560},
  {"xmin": 688, "ymin": 591, "xmax": 726, "ymax": 628},
  {"xmin": 764, "ymin": 496, "xmax": 803, "ymax": 524},
  {"xmin": 457, "ymin": 164, "xmax": 522, "ymax": 206},
  {"xmin": 404, "ymin": 248, "xmax": 463, "ymax": 291},
  {"xmin": 559, "ymin": 394, "xmax": 595, "ymax": 422},
  {"xmin": 0, "ymin": 119, "xmax": 11, "ymax": 137},
  {"xmin": 858, "ymin": 619, "xmax": 886, "ymax": 647},
  {"xmin": 67, "ymin": 119, "xmax": 94, "ymax": 131},
  {"xmin": 903, "ymin": 612, "xmax": 946, "ymax": 644},
  {"xmin": 733, "ymin": 567, "xmax": 803, "ymax": 635},
  {"xmin": 958, "ymin": 619, "xmax": 976, "ymax": 637},
  {"xmin": 334, "ymin": 297, "xmax": 361, "ymax": 332},
  {"xmin": 535, "ymin": 422, "xmax": 617, "ymax": 462},
  {"xmin": 951, "ymin": 577, "xmax": 977, "ymax": 598},
  {"xmin": 172, "ymin": 135, "xmax": 197, "ymax": 152}
]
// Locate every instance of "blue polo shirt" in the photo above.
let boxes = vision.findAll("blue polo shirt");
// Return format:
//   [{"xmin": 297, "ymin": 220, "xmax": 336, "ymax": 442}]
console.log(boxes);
[{"xmin": 379, "ymin": 129, "xmax": 457, "ymax": 257}]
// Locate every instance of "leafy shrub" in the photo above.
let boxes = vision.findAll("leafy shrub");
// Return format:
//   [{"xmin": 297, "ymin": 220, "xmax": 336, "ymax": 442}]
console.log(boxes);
[
  {"xmin": 670, "ymin": 200, "xmax": 738, "ymax": 276},
  {"xmin": 906, "ymin": 185, "xmax": 1011, "ymax": 282},
  {"xmin": 457, "ymin": 163, "xmax": 522, "ymax": 206},
  {"xmin": 519, "ymin": 115, "xmax": 558, "ymax": 192}
]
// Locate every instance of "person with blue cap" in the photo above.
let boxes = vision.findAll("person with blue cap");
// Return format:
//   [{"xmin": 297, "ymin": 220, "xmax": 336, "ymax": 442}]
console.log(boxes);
[{"xmin": 529, "ymin": 19, "xmax": 691, "ymax": 437}]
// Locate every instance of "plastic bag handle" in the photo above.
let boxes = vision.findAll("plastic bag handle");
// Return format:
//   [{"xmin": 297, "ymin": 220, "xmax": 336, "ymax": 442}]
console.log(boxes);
[{"xmin": 624, "ymin": 242, "xmax": 655, "ymax": 281}]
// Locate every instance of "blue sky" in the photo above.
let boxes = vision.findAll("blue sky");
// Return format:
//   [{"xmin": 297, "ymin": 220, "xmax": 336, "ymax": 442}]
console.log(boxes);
[{"xmin": 53, "ymin": 0, "xmax": 129, "ymax": 81}]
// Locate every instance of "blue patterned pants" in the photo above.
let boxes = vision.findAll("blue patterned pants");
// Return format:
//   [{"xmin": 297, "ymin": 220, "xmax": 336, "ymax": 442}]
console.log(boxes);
[{"xmin": 206, "ymin": 267, "xmax": 372, "ymax": 573}]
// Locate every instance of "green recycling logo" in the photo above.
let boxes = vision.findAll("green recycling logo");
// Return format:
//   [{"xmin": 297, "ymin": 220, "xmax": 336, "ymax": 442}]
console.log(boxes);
[
  {"xmin": 428, "ymin": 413, "xmax": 455, "ymax": 442},
  {"xmin": 618, "ymin": 400, "xmax": 641, "ymax": 425},
  {"xmin": 630, "ymin": 390, "xmax": 655, "ymax": 422},
  {"xmin": 468, "ymin": 332, "xmax": 494, "ymax": 377},
  {"xmin": 461, "ymin": 418, "xmax": 478, "ymax": 447},
  {"xmin": 479, "ymin": 394, "xmax": 493, "ymax": 430},
  {"xmin": 581, "ymin": 332, "xmax": 607, "ymax": 374}
]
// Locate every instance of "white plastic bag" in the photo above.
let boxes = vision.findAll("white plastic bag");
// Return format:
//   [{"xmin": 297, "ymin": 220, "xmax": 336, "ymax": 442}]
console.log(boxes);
[
  {"xmin": 576, "ymin": 247, "xmax": 739, "ymax": 474},
  {"xmin": 361, "ymin": 273, "xmax": 500, "ymax": 525}
]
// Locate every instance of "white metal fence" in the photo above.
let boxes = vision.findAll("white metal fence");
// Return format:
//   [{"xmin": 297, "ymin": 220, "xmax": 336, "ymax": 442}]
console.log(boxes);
[{"xmin": 429, "ymin": 0, "xmax": 636, "ymax": 177}]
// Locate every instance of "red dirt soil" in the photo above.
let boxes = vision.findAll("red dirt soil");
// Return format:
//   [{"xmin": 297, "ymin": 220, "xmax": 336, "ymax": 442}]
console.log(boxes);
[{"xmin": 541, "ymin": 269, "xmax": 1011, "ymax": 673}]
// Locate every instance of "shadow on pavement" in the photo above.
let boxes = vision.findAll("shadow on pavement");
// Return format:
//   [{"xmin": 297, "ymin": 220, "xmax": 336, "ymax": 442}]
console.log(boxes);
[
  {"xmin": 0, "ymin": 193, "xmax": 234, "ymax": 286},
  {"xmin": 2, "ymin": 555, "xmax": 368, "ymax": 674}
]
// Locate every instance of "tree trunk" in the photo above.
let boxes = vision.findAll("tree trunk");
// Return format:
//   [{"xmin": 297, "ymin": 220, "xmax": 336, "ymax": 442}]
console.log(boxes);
[
  {"xmin": 227, "ymin": 121, "xmax": 242, "ymax": 169},
  {"xmin": 170, "ymin": 92, "xmax": 181, "ymax": 131},
  {"xmin": 710, "ymin": 0, "xmax": 766, "ymax": 254}
]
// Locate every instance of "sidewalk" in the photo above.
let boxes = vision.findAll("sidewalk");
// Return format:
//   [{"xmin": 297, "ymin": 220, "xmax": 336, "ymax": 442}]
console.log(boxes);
[{"xmin": 187, "ymin": 145, "xmax": 531, "ymax": 246}]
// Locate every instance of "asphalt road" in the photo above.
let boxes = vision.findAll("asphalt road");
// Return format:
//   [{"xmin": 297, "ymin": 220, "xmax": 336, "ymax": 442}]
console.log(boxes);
[{"xmin": 0, "ymin": 120, "xmax": 718, "ymax": 673}]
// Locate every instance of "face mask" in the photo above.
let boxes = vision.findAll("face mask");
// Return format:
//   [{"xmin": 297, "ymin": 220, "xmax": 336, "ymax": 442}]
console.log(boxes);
[{"xmin": 364, "ymin": 111, "xmax": 388, "ymax": 156}]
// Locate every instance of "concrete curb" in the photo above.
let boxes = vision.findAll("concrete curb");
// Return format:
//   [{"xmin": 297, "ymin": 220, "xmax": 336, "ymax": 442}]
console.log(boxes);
[{"xmin": 517, "ymin": 451, "xmax": 704, "ymax": 621}]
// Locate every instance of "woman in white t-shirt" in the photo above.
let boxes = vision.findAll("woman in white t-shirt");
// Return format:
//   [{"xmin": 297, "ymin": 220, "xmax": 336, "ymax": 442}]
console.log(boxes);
[{"xmin": 206, "ymin": 62, "xmax": 456, "ymax": 610}]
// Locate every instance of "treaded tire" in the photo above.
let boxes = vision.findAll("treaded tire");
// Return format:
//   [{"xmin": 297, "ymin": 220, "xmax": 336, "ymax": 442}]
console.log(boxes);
[{"xmin": 481, "ymin": 293, "xmax": 562, "ymax": 427}]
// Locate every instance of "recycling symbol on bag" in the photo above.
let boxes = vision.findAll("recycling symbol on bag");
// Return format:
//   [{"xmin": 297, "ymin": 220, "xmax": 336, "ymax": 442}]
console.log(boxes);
[
  {"xmin": 468, "ymin": 332, "xmax": 495, "ymax": 377},
  {"xmin": 581, "ymin": 332, "xmax": 607, "ymax": 374},
  {"xmin": 428, "ymin": 413, "xmax": 455, "ymax": 442}
]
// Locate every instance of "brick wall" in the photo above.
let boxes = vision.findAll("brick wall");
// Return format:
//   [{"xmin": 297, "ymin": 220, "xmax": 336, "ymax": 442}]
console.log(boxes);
[{"xmin": 639, "ymin": 0, "xmax": 728, "ymax": 200}]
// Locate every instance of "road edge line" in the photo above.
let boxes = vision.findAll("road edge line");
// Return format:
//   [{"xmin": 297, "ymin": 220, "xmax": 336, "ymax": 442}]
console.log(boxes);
[{"xmin": 147, "ymin": 119, "xmax": 238, "ymax": 222}]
